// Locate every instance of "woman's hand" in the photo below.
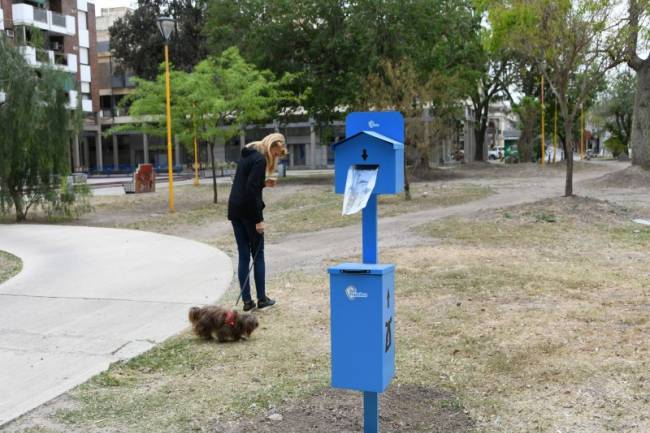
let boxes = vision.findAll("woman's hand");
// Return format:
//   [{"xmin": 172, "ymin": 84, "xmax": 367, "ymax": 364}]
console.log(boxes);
[
  {"xmin": 265, "ymin": 178, "xmax": 277, "ymax": 188},
  {"xmin": 256, "ymin": 222, "xmax": 265, "ymax": 234}
]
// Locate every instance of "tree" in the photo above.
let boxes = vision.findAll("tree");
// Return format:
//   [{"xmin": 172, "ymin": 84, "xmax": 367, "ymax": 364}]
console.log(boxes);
[
  {"xmin": 109, "ymin": 0, "xmax": 207, "ymax": 81},
  {"xmin": 0, "ymin": 38, "xmax": 85, "ymax": 222},
  {"xmin": 626, "ymin": 0, "xmax": 650, "ymax": 168},
  {"xmin": 488, "ymin": 0, "xmax": 625, "ymax": 196},
  {"xmin": 204, "ymin": 0, "xmax": 484, "ymax": 130},
  {"xmin": 512, "ymin": 96, "xmax": 539, "ymax": 162},
  {"xmin": 111, "ymin": 48, "xmax": 295, "ymax": 202},
  {"xmin": 593, "ymin": 70, "xmax": 635, "ymax": 154},
  {"xmin": 362, "ymin": 58, "xmax": 465, "ymax": 169},
  {"xmin": 205, "ymin": 0, "xmax": 365, "ymax": 125},
  {"xmin": 470, "ymin": 57, "xmax": 516, "ymax": 161}
]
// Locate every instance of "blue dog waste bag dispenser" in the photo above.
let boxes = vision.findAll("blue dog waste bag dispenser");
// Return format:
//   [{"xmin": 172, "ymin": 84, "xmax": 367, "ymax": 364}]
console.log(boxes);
[
  {"xmin": 328, "ymin": 263, "xmax": 395, "ymax": 392},
  {"xmin": 329, "ymin": 111, "xmax": 404, "ymax": 433},
  {"xmin": 332, "ymin": 112, "xmax": 404, "ymax": 196}
]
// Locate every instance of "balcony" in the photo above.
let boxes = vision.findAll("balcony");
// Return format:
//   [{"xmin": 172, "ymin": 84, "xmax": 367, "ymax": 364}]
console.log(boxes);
[
  {"xmin": 111, "ymin": 73, "xmax": 136, "ymax": 89},
  {"xmin": 54, "ymin": 52, "xmax": 78, "ymax": 74},
  {"xmin": 12, "ymin": 3, "xmax": 76, "ymax": 36},
  {"xmin": 100, "ymin": 106, "xmax": 127, "ymax": 118},
  {"xmin": 19, "ymin": 46, "xmax": 78, "ymax": 73}
]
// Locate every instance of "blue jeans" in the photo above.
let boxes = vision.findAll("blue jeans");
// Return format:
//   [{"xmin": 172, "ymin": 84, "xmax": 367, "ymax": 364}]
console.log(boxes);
[{"xmin": 231, "ymin": 219, "xmax": 265, "ymax": 303}]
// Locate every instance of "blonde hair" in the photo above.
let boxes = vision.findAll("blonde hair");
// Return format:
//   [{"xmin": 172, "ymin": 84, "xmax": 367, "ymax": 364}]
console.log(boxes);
[{"xmin": 245, "ymin": 133, "xmax": 287, "ymax": 175}]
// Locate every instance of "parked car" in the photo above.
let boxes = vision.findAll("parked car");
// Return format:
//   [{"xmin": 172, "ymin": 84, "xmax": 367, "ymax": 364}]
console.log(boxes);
[{"xmin": 488, "ymin": 149, "xmax": 499, "ymax": 160}]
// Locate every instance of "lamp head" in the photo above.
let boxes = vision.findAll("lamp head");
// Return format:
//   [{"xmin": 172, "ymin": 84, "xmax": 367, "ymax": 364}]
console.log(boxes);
[{"xmin": 157, "ymin": 16, "xmax": 175, "ymax": 42}]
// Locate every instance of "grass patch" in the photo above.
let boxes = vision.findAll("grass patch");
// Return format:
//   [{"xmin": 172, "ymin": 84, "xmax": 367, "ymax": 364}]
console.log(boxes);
[
  {"xmin": 21, "ymin": 196, "xmax": 650, "ymax": 433},
  {"xmin": 87, "ymin": 184, "xmax": 232, "ymax": 235},
  {"xmin": 264, "ymin": 182, "xmax": 492, "ymax": 241},
  {"xmin": 50, "ymin": 273, "xmax": 330, "ymax": 433},
  {"xmin": 405, "ymin": 196, "xmax": 650, "ymax": 431},
  {"xmin": 83, "ymin": 180, "xmax": 492, "ymax": 244},
  {"xmin": 0, "ymin": 250, "xmax": 22, "ymax": 284},
  {"xmin": 9, "ymin": 428, "xmax": 59, "ymax": 433}
]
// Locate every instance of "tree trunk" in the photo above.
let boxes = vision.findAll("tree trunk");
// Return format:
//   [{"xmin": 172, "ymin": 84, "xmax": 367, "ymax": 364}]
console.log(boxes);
[
  {"xmin": 564, "ymin": 119, "xmax": 574, "ymax": 197},
  {"xmin": 417, "ymin": 153, "xmax": 430, "ymax": 169},
  {"xmin": 474, "ymin": 99, "xmax": 489, "ymax": 162},
  {"xmin": 475, "ymin": 122, "xmax": 487, "ymax": 161},
  {"xmin": 12, "ymin": 192, "xmax": 27, "ymax": 222},
  {"xmin": 210, "ymin": 140, "xmax": 218, "ymax": 204},
  {"xmin": 630, "ymin": 61, "xmax": 650, "ymax": 169},
  {"xmin": 403, "ymin": 156, "xmax": 411, "ymax": 201}
]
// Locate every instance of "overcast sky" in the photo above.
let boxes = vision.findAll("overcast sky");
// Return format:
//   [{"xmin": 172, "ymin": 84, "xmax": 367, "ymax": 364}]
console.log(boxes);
[{"xmin": 92, "ymin": 0, "xmax": 135, "ymax": 16}]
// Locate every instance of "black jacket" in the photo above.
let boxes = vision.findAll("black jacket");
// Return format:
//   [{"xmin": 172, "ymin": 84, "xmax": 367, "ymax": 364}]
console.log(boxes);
[{"xmin": 227, "ymin": 147, "xmax": 266, "ymax": 223}]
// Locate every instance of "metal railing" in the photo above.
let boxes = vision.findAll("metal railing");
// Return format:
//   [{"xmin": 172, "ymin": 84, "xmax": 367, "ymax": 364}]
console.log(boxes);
[
  {"xmin": 54, "ymin": 52, "xmax": 67, "ymax": 66},
  {"xmin": 35, "ymin": 48, "xmax": 49, "ymax": 63},
  {"xmin": 111, "ymin": 75, "xmax": 127, "ymax": 88},
  {"xmin": 101, "ymin": 107, "xmax": 129, "ymax": 118},
  {"xmin": 33, "ymin": 8, "xmax": 47, "ymax": 23},
  {"xmin": 51, "ymin": 12, "xmax": 66, "ymax": 27}
]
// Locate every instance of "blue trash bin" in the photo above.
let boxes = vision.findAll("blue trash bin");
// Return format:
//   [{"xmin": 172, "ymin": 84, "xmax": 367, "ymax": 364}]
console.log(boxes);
[{"xmin": 328, "ymin": 262, "xmax": 395, "ymax": 393}]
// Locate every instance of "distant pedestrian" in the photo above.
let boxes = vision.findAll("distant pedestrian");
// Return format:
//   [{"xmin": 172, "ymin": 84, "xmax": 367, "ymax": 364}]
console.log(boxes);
[{"xmin": 227, "ymin": 133, "xmax": 288, "ymax": 311}]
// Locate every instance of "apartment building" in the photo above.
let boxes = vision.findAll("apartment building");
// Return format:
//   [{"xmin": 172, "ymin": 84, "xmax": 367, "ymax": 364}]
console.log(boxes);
[
  {"xmin": 1, "ymin": 0, "xmax": 99, "ymax": 171},
  {"xmin": 486, "ymin": 102, "xmax": 519, "ymax": 151}
]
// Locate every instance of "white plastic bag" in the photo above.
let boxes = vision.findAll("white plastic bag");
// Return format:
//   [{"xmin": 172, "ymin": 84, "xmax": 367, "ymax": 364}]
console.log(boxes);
[{"xmin": 342, "ymin": 165, "xmax": 378, "ymax": 215}]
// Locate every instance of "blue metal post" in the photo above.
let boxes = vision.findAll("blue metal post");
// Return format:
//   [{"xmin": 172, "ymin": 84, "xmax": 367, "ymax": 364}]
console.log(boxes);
[
  {"xmin": 362, "ymin": 193, "xmax": 379, "ymax": 433},
  {"xmin": 363, "ymin": 391, "xmax": 379, "ymax": 433},
  {"xmin": 362, "ymin": 194, "xmax": 378, "ymax": 265}
]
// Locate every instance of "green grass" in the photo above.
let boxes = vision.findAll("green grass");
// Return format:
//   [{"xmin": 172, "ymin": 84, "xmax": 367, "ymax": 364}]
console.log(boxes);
[{"xmin": 0, "ymin": 250, "xmax": 22, "ymax": 284}]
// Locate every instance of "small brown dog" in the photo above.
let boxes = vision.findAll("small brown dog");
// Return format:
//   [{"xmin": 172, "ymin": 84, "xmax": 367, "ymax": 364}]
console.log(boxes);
[{"xmin": 188, "ymin": 305, "xmax": 259, "ymax": 342}]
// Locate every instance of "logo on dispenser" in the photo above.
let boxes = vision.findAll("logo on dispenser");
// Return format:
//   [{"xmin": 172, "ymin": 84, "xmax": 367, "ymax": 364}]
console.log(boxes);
[
  {"xmin": 368, "ymin": 120, "xmax": 380, "ymax": 129},
  {"xmin": 345, "ymin": 285, "xmax": 368, "ymax": 301}
]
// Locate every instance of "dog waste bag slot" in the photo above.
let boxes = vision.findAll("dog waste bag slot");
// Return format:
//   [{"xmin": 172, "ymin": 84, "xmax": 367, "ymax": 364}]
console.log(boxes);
[
  {"xmin": 328, "ymin": 263, "xmax": 395, "ymax": 393},
  {"xmin": 342, "ymin": 165, "xmax": 379, "ymax": 216}
]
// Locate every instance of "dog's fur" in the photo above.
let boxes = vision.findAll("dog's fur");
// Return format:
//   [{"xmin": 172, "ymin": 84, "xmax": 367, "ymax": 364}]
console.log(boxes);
[{"xmin": 188, "ymin": 306, "xmax": 259, "ymax": 342}]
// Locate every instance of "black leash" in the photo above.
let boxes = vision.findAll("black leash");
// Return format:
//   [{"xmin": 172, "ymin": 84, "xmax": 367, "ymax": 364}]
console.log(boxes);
[{"xmin": 235, "ymin": 234, "xmax": 263, "ymax": 306}]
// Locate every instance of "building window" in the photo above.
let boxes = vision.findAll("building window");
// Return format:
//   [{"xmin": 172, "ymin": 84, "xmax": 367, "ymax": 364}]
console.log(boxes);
[
  {"xmin": 81, "ymin": 82, "xmax": 90, "ymax": 93},
  {"xmin": 78, "ymin": 11, "xmax": 88, "ymax": 31},
  {"xmin": 79, "ymin": 48, "xmax": 89, "ymax": 65}
]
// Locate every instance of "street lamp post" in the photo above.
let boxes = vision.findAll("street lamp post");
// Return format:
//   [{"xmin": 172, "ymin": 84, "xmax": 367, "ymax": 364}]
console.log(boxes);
[
  {"xmin": 157, "ymin": 16, "xmax": 176, "ymax": 212},
  {"xmin": 540, "ymin": 75, "xmax": 546, "ymax": 166},
  {"xmin": 193, "ymin": 103, "xmax": 199, "ymax": 187}
]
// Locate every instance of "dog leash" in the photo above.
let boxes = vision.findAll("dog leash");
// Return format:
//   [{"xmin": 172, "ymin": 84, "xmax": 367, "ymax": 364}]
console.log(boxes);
[{"xmin": 234, "ymin": 235, "xmax": 263, "ymax": 306}]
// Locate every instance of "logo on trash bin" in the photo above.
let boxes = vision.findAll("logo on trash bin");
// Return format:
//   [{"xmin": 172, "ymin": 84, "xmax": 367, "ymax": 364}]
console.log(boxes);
[
  {"xmin": 368, "ymin": 120, "xmax": 381, "ymax": 129},
  {"xmin": 345, "ymin": 285, "xmax": 368, "ymax": 301}
]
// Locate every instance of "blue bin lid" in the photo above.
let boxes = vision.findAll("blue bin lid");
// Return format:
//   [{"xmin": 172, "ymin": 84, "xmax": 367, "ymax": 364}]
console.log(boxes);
[
  {"xmin": 328, "ymin": 263, "xmax": 395, "ymax": 275},
  {"xmin": 331, "ymin": 130, "xmax": 404, "ymax": 151}
]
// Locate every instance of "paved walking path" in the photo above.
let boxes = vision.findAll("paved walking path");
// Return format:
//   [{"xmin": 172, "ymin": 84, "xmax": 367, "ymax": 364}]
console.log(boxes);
[{"xmin": 0, "ymin": 225, "xmax": 232, "ymax": 426}]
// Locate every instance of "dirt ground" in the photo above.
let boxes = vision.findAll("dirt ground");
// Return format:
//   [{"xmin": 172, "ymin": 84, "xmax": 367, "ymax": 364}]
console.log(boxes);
[
  {"xmin": 214, "ymin": 385, "xmax": 473, "ymax": 433},
  {"xmin": 3, "ymin": 160, "xmax": 650, "ymax": 433},
  {"xmin": 590, "ymin": 165, "xmax": 650, "ymax": 189},
  {"xmin": 74, "ymin": 175, "xmax": 493, "ymax": 250}
]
